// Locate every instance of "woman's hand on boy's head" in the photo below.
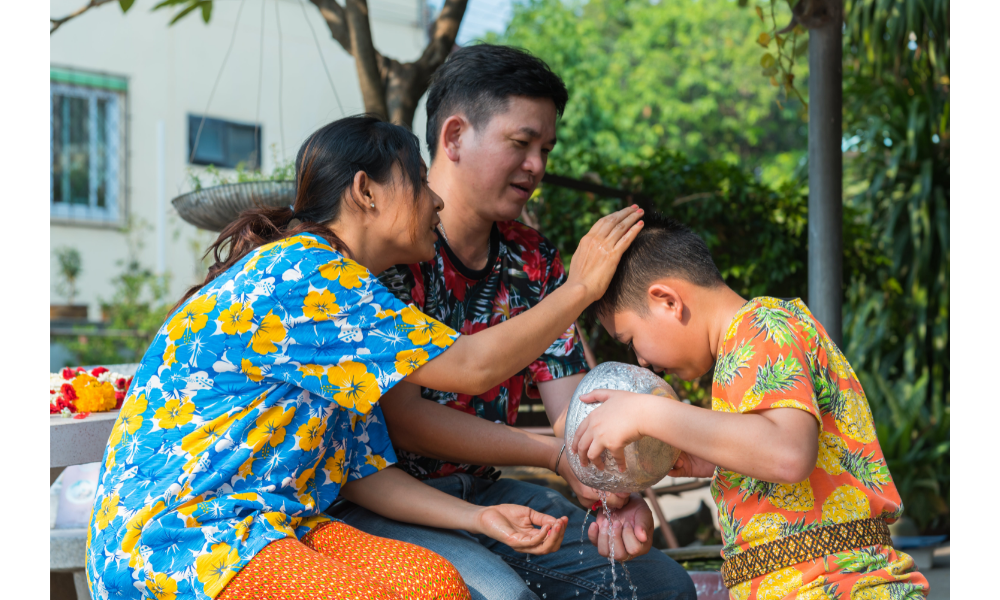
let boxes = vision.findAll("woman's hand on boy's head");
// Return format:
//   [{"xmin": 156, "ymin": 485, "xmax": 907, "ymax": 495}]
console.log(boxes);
[{"xmin": 572, "ymin": 389, "xmax": 646, "ymax": 471}]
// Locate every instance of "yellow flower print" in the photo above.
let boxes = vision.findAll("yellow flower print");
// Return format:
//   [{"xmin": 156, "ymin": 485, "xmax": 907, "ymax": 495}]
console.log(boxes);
[
  {"xmin": 318, "ymin": 257, "xmax": 368, "ymax": 289},
  {"xmin": 110, "ymin": 393, "xmax": 147, "ymax": 446},
  {"xmin": 105, "ymin": 446, "xmax": 116, "ymax": 470},
  {"xmin": 162, "ymin": 343, "xmax": 177, "ymax": 367},
  {"xmin": 145, "ymin": 572, "xmax": 177, "ymax": 600},
  {"xmin": 325, "ymin": 449, "xmax": 347, "ymax": 486},
  {"xmin": 94, "ymin": 494, "xmax": 120, "ymax": 531},
  {"xmin": 400, "ymin": 307, "xmax": 453, "ymax": 348},
  {"xmin": 195, "ymin": 542, "xmax": 241, "ymax": 598},
  {"xmin": 250, "ymin": 311, "xmax": 287, "ymax": 354},
  {"xmin": 154, "ymin": 398, "xmax": 196, "ymax": 429},
  {"xmin": 395, "ymin": 348, "xmax": 430, "ymax": 376},
  {"xmin": 231, "ymin": 492, "xmax": 261, "ymax": 503},
  {"xmin": 297, "ymin": 235, "xmax": 334, "ymax": 252},
  {"xmin": 175, "ymin": 495, "xmax": 206, "ymax": 527},
  {"xmin": 298, "ymin": 364, "xmax": 324, "ymax": 378},
  {"xmin": 247, "ymin": 406, "xmax": 296, "ymax": 449},
  {"xmin": 121, "ymin": 500, "xmax": 166, "ymax": 556},
  {"xmin": 166, "ymin": 294, "xmax": 217, "ymax": 342},
  {"xmin": 233, "ymin": 515, "xmax": 253, "ymax": 542},
  {"xmin": 219, "ymin": 302, "xmax": 254, "ymax": 335},
  {"xmin": 303, "ymin": 290, "xmax": 341, "ymax": 321},
  {"xmin": 298, "ymin": 514, "xmax": 332, "ymax": 532},
  {"xmin": 181, "ymin": 412, "xmax": 236, "ymax": 456},
  {"xmin": 326, "ymin": 361, "xmax": 381, "ymax": 414},
  {"xmin": 296, "ymin": 417, "xmax": 328, "ymax": 452},
  {"xmin": 365, "ymin": 453, "xmax": 388, "ymax": 470},
  {"xmin": 241, "ymin": 358, "xmax": 263, "ymax": 382},
  {"xmin": 376, "ymin": 308, "xmax": 400, "ymax": 319},
  {"xmin": 262, "ymin": 511, "xmax": 298, "ymax": 536},
  {"xmin": 296, "ymin": 464, "xmax": 319, "ymax": 508}
]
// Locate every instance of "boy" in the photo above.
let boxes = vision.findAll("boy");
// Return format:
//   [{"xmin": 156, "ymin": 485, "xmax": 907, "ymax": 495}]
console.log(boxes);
[{"xmin": 571, "ymin": 214, "xmax": 929, "ymax": 599}]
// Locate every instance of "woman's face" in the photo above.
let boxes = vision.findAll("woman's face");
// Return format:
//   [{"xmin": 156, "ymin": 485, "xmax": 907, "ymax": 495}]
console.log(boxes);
[{"xmin": 375, "ymin": 162, "xmax": 443, "ymax": 266}]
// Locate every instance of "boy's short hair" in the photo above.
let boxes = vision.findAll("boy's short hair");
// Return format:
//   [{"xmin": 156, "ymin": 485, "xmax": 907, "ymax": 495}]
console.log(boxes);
[
  {"xmin": 593, "ymin": 213, "xmax": 725, "ymax": 317},
  {"xmin": 425, "ymin": 44, "xmax": 569, "ymax": 160}
]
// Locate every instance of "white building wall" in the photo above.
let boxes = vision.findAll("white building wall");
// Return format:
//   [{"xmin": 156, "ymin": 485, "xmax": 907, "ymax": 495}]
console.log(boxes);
[{"xmin": 50, "ymin": 0, "xmax": 430, "ymax": 318}]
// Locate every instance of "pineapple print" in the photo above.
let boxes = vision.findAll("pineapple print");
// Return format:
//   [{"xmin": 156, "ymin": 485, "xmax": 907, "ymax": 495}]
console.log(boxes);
[
  {"xmin": 741, "ymin": 512, "xmax": 789, "ymax": 548},
  {"xmin": 833, "ymin": 546, "xmax": 890, "ymax": 574},
  {"xmin": 717, "ymin": 500, "xmax": 742, "ymax": 552},
  {"xmin": 751, "ymin": 305, "xmax": 798, "ymax": 348},
  {"xmin": 822, "ymin": 485, "xmax": 871, "ymax": 524},
  {"xmin": 768, "ymin": 480, "xmax": 816, "ymax": 512},
  {"xmin": 817, "ymin": 432, "xmax": 847, "ymax": 476},
  {"xmin": 715, "ymin": 341, "xmax": 756, "ymax": 388},
  {"xmin": 839, "ymin": 448, "xmax": 892, "ymax": 493},
  {"xmin": 712, "ymin": 396, "xmax": 738, "ymax": 413},
  {"xmin": 796, "ymin": 578, "xmax": 841, "ymax": 600},
  {"xmin": 757, "ymin": 566, "xmax": 803, "ymax": 600},
  {"xmin": 849, "ymin": 575, "xmax": 892, "ymax": 600},
  {"xmin": 739, "ymin": 354, "xmax": 803, "ymax": 412},
  {"xmin": 772, "ymin": 398, "xmax": 817, "ymax": 414},
  {"xmin": 730, "ymin": 580, "xmax": 753, "ymax": 600},
  {"xmin": 833, "ymin": 389, "xmax": 877, "ymax": 444},
  {"xmin": 821, "ymin": 336, "xmax": 856, "ymax": 381}
]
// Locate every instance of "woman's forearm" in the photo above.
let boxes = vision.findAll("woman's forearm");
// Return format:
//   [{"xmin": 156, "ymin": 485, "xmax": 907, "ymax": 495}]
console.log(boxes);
[
  {"xmin": 405, "ymin": 282, "xmax": 590, "ymax": 394},
  {"xmin": 642, "ymin": 399, "xmax": 819, "ymax": 484},
  {"xmin": 380, "ymin": 382, "xmax": 563, "ymax": 470},
  {"xmin": 339, "ymin": 467, "xmax": 484, "ymax": 533}
]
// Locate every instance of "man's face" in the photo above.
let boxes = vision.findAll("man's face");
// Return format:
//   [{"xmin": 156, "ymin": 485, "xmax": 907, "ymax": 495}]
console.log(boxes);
[
  {"xmin": 453, "ymin": 96, "xmax": 557, "ymax": 222},
  {"xmin": 599, "ymin": 303, "xmax": 716, "ymax": 382}
]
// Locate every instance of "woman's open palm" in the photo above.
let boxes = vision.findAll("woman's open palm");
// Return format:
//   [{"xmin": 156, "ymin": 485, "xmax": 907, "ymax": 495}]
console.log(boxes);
[{"xmin": 476, "ymin": 505, "xmax": 568, "ymax": 555}]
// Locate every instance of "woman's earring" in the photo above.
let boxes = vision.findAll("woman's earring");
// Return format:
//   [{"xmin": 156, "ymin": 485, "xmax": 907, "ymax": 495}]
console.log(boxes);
[{"xmin": 370, "ymin": 202, "xmax": 375, "ymax": 209}]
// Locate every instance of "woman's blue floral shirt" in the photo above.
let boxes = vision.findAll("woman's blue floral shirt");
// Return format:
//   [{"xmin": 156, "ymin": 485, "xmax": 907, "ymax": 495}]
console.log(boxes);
[{"xmin": 85, "ymin": 233, "xmax": 459, "ymax": 599}]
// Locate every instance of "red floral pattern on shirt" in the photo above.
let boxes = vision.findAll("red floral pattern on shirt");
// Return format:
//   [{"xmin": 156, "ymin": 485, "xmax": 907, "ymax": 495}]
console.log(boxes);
[{"xmin": 378, "ymin": 221, "xmax": 589, "ymax": 480}]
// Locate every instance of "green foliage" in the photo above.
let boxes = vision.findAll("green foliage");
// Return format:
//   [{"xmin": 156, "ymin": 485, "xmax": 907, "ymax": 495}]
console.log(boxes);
[
  {"xmin": 839, "ymin": 0, "xmax": 950, "ymax": 532},
  {"xmin": 58, "ymin": 222, "xmax": 173, "ymax": 367},
  {"xmin": 152, "ymin": 0, "xmax": 214, "ymax": 25},
  {"xmin": 488, "ymin": 0, "xmax": 807, "ymax": 171},
  {"xmin": 54, "ymin": 246, "xmax": 83, "ymax": 304},
  {"xmin": 186, "ymin": 145, "xmax": 295, "ymax": 191}
]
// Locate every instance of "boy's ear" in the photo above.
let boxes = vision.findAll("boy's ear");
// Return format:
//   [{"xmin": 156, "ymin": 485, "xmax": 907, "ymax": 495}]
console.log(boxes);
[
  {"xmin": 440, "ymin": 115, "xmax": 467, "ymax": 163},
  {"xmin": 647, "ymin": 283, "xmax": 684, "ymax": 321}
]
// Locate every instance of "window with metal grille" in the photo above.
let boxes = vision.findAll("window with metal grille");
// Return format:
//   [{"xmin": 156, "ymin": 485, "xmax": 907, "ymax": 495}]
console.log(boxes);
[
  {"xmin": 187, "ymin": 115, "xmax": 262, "ymax": 170},
  {"xmin": 50, "ymin": 68, "xmax": 126, "ymax": 224}
]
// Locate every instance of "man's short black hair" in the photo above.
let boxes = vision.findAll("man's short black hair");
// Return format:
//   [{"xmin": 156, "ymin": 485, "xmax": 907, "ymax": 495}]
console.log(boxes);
[
  {"xmin": 425, "ymin": 44, "xmax": 569, "ymax": 160},
  {"xmin": 593, "ymin": 213, "xmax": 725, "ymax": 317}
]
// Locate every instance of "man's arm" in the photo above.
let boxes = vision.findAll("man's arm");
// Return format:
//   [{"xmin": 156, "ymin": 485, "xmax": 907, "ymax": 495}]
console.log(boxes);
[
  {"xmin": 536, "ymin": 373, "xmax": 585, "ymax": 439},
  {"xmin": 380, "ymin": 382, "xmax": 565, "ymax": 471}
]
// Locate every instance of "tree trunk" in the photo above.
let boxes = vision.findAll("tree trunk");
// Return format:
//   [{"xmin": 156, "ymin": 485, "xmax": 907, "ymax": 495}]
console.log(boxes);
[{"xmin": 344, "ymin": 0, "xmax": 388, "ymax": 118}]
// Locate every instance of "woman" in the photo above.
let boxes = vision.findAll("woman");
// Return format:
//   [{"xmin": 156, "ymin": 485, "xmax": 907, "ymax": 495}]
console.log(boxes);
[{"xmin": 85, "ymin": 116, "xmax": 643, "ymax": 600}]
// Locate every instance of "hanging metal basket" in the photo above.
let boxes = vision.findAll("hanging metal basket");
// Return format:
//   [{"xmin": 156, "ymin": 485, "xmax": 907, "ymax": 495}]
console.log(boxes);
[{"xmin": 171, "ymin": 181, "xmax": 296, "ymax": 232}]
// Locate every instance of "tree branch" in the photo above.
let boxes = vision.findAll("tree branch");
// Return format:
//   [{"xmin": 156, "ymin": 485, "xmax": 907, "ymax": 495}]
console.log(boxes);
[
  {"xmin": 309, "ymin": 0, "xmax": 350, "ymax": 51},
  {"xmin": 344, "ymin": 0, "xmax": 388, "ymax": 117},
  {"xmin": 51, "ymin": 0, "xmax": 117, "ymax": 34},
  {"xmin": 415, "ymin": 0, "xmax": 468, "ymax": 73}
]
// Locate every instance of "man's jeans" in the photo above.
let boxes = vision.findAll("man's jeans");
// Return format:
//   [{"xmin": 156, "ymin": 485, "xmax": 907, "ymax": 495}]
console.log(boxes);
[{"xmin": 330, "ymin": 474, "xmax": 696, "ymax": 600}]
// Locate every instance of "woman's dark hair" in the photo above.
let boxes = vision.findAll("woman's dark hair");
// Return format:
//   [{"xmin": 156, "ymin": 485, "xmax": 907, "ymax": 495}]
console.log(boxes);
[
  {"xmin": 425, "ymin": 44, "xmax": 568, "ymax": 160},
  {"xmin": 174, "ymin": 115, "xmax": 423, "ymax": 310}
]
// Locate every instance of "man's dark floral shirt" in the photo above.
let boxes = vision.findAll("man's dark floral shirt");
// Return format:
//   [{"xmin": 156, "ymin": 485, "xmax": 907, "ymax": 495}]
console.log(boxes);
[{"xmin": 378, "ymin": 220, "xmax": 589, "ymax": 480}]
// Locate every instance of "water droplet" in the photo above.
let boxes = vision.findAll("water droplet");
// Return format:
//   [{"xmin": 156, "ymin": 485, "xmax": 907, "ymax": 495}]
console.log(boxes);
[
  {"xmin": 579, "ymin": 549, "xmax": 584, "ymax": 555},
  {"xmin": 543, "ymin": 595, "xmax": 547, "ymax": 599},
  {"xmin": 536, "ymin": 583, "xmax": 541, "ymax": 589},
  {"xmin": 525, "ymin": 580, "xmax": 530, "ymax": 586},
  {"xmin": 576, "ymin": 592, "xmax": 581, "ymax": 597}
]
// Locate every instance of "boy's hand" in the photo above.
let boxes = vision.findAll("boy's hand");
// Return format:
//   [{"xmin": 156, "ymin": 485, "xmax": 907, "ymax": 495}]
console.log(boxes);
[
  {"xmin": 668, "ymin": 451, "xmax": 717, "ymax": 478},
  {"xmin": 555, "ymin": 450, "xmax": 630, "ymax": 509},
  {"xmin": 588, "ymin": 493, "xmax": 654, "ymax": 561},
  {"xmin": 571, "ymin": 389, "xmax": 646, "ymax": 471}
]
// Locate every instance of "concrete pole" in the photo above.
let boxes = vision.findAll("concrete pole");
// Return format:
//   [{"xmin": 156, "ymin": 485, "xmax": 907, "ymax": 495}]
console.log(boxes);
[{"xmin": 807, "ymin": 2, "xmax": 843, "ymax": 346}]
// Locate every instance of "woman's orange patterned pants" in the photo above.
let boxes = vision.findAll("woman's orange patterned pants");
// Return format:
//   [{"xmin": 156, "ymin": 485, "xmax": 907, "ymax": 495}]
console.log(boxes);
[{"xmin": 218, "ymin": 521, "xmax": 471, "ymax": 599}]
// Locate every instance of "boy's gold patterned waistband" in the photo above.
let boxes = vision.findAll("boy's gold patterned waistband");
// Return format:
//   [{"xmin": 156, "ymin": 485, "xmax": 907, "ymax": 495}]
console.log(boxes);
[{"xmin": 721, "ymin": 517, "xmax": 893, "ymax": 588}]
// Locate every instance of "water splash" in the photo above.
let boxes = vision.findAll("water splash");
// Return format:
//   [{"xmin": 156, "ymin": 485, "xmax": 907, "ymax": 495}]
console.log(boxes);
[{"xmin": 599, "ymin": 492, "xmax": 618, "ymax": 599}]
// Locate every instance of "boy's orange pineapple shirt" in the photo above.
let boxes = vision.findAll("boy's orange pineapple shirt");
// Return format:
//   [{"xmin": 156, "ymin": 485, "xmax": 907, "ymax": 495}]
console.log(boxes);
[{"xmin": 710, "ymin": 297, "xmax": 927, "ymax": 599}]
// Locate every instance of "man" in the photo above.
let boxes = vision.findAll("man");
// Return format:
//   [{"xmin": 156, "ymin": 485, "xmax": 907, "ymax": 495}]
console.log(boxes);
[{"xmin": 331, "ymin": 45, "xmax": 696, "ymax": 600}]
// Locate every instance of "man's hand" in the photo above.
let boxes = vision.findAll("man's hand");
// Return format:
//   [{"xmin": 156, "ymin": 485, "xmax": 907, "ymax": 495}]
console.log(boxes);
[
  {"xmin": 668, "ymin": 451, "xmax": 717, "ymax": 478},
  {"xmin": 571, "ymin": 389, "xmax": 648, "ymax": 471},
  {"xmin": 475, "ymin": 504, "xmax": 568, "ymax": 555},
  {"xmin": 555, "ymin": 446, "xmax": 629, "ymax": 509},
  {"xmin": 588, "ymin": 493, "xmax": 654, "ymax": 561}
]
